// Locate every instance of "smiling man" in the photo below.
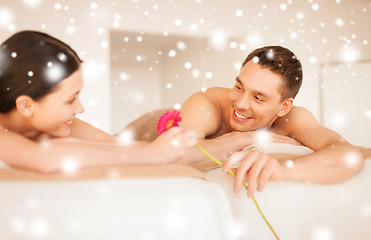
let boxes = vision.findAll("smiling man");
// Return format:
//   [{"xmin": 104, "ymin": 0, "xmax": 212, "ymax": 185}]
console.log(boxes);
[{"xmin": 179, "ymin": 46, "xmax": 365, "ymax": 198}]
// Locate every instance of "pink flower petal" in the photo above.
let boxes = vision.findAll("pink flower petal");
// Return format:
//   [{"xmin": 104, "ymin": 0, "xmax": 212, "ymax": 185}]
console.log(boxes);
[{"xmin": 157, "ymin": 110, "xmax": 182, "ymax": 134}]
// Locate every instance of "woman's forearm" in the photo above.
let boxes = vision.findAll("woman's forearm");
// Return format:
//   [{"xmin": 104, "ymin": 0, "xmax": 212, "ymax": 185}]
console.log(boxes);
[{"xmin": 20, "ymin": 138, "xmax": 154, "ymax": 173}]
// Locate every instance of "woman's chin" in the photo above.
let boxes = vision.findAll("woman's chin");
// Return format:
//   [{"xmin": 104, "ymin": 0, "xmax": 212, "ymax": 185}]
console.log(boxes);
[{"xmin": 48, "ymin": 128, "xmax": 71, "ymax": 138}]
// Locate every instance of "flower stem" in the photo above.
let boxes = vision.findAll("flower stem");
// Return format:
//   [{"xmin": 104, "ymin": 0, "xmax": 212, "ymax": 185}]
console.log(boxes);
[{"xmin": 195, "ymin": 143, "xmax": 280, "ymax": 240}]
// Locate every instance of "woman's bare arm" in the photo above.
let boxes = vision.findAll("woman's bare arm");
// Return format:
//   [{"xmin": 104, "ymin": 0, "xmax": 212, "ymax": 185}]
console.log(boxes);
[{"xmin": 0, "ymin": 125, "xmax": 195, "ymax": 174}]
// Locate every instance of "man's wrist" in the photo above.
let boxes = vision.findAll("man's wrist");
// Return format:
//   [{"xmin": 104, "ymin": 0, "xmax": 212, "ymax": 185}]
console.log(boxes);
[
  {"xmin": 237, "ymin": 131, "xmax": 254, "ymax": 149},
  {"xmin": 280, "ymin": 159, "xmax": 301, "ymax": 182}
]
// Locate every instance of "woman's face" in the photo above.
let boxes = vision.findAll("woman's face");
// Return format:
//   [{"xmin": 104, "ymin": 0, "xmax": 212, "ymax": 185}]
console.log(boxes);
[{"xmin": 30, "ymin": 67, "xmax": 85, "ymax": 137}]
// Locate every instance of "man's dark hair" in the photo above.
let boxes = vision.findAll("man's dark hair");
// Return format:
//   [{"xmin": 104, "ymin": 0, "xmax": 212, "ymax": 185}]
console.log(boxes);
[{"xmin": 242, "ymin": 46, "xmax": 303, "ymax": 101}]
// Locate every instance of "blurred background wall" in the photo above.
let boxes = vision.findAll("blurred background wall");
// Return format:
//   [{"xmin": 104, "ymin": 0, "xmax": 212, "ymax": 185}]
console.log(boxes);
[{"xmin": 0, "ymin": 0, "xmax": 370, "ymax": 145}]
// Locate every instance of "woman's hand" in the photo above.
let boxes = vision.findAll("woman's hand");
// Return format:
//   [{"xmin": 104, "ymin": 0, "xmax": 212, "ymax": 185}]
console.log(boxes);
[
  {"xmin": 222, "ymin": 149, "xmax": 287, "ymax": 198},
  {"xmin": 147, "ymin": 127, "xmax": 197, "ymax": 164}
]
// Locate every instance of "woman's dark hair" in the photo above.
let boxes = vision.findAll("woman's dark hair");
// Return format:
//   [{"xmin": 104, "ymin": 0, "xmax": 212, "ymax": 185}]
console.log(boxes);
[
  {"xmin": 242, "ymin": 46, "xmax": 303, "ymax": 101},
  {"xmin": 0, "ymin": 30, "xmax": 83, "ymax": 113}
]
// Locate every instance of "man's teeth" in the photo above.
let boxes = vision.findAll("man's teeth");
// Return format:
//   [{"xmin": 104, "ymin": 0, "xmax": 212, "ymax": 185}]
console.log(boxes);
[{"xmin": 235, "ymin": 111, "xmax": 247, "ymax": 119}]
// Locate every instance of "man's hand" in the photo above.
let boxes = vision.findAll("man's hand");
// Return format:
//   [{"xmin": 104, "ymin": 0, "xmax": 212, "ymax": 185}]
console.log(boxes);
[{"xmin": 222, "ymin": 150, "xmax": 286, "ymax": 198}]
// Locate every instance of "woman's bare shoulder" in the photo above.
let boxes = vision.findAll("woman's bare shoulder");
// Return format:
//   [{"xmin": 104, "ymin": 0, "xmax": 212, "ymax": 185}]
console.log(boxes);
[{"xmin": 70, "ymin": 118, "xmax": 116, "ymax": 141}]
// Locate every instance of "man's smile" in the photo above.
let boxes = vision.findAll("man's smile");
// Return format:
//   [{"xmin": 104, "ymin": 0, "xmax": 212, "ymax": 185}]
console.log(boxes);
[{"xmin": 233, "ymin": 109, "xmax": 252, "ymax": 122}]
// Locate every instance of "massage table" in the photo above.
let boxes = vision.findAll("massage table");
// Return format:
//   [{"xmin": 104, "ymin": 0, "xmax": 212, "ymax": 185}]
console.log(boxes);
[{"xmin": 0, "ymin": 143, "xmax": 370, "ymax": 240}]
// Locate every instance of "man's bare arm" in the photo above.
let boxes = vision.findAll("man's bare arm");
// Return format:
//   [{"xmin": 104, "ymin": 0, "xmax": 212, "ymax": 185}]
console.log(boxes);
[
  {"xmin": 222, "ymin": 107, "xmax": 364, "ymax": 198},
  {"xmin": 178, "ymin": 90, "xmax": 302, "ymax": 169},
  {"xmin": 273, "ymin": 107, "xmax": 364, "ymax": 183}
]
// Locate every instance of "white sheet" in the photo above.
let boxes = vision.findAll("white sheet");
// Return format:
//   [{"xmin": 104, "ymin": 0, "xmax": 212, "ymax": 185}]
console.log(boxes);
[
  {"xmin": 1, "ymin": 143, "xmax": 369, "ymax": 240},
  {"xmin": 0, "ymin": 178, "xmax": 236, "ymax": 240},
  {"xmin": 206, "ymin": 143, "xmax": 371, "ymax": 240}
]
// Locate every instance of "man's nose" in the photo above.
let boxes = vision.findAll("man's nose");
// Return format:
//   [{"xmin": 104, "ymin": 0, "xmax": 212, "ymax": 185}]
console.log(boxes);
[{"xmin": 235, "ymin": 94, "xmax": 250, "ymax": 111}]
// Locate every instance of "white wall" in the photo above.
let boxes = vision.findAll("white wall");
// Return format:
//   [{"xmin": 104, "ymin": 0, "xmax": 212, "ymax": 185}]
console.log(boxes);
[
  {"xmin": 321, "ymin": 60, "xmax": 371, "ymax": 146},
  {"xmin": 110, "ymin": 30, "xmax": 241, "ymax": 132},
  {"xmin": 1, "ymin": 0, "xmax": 370, "ymax": 134}
]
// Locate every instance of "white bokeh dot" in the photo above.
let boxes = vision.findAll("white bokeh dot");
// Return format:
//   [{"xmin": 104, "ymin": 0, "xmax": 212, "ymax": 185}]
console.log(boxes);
[
  {"xmin": 280, "ymin": 3, "xmax": 287, "ymax": 11},
  {"xmin": 192, "ymin": 69, "xmax": 200, "ymax": 78},
  {"xmin": 252, "ymin": 56, "xmax": 259, "ymax": 63},
  {"xmin": 174, "ymin": 103, "xmax": 181, "ymax": 110},
  {"xmin": 310, "ymin": 56, "xmax": 317, "ymax": 64},
  {"xmin": 184, "ymin": 62, "xmax": 192, "ymax": 69},
  {"xmin": 335, "ymin": 18, "xmax": 344, "ymax": 27},
  {"xmin": 312, "ymin": 3, "xmax": 319, "ymax": 11},
  {"xmin": 230, "ymin": 41, "xmax": 237, "ymax": 49},
  {"xmin": 54, "ymin": 3, "xmax": 61, "ymax": 10},
  {"xmin": 30, "ymin": 218, "xmax": 49, "ymax": 238},
  {"xmin": 168, "ymin": 50, "xmax": 176, "ymax": 57},
  {"xmin": 90, "ymin": 2, "xmax": 98, "ymax": 10},
  {"xmin": 101, "ymin": 41, "xmax": 109, "ymax": 49},
  {"xmin": 174, "ymin": 19, "xmax": 182, "ymax": 26},
  {"xmin": 365, "ymin": 110, "xmax": 371, "ymax": 119},
  {"xmin": 190, "ymin": 24, "xmax": 198, "ymax": 31},
  {"xmin": 286, "ymin": 160, "xmax": 295, "ymax": 168},
  {"xmin": 235, "ymin": 9, "xmax": 243, "ymax": 17},
  {"xmin": 296, "ymin": 11, "xmax": 304, "ymax": 20},
  {"xmin": 171, "ymin": 138, "xmax": 180, "ymax": 147},
  {"xmin": 119, "ymin": 72, "xmax": 129, "ymax": 81},
  {"xmin": 176, "ymin": 41, "xmax": 186, "ymax": 50},
  {"xmin": 255, "ymin": 130, "xmax": 271, "ymax": 143},
  {"xmin": 312, "ymin": 227, "xmax": 333, "ymax": 240},
  {"xmin": 205, "ymin": 71, "xmax": 213, "ymax": 79},
  {"xmin": 61, "ymin": 156, "xmax": 80, "ymax": 174}
]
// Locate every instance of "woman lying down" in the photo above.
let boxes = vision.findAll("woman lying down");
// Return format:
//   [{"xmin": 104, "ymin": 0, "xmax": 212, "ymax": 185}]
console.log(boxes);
[{"xmin": 0, "ymin": 30, "xmax": 197, "ymax": 173}]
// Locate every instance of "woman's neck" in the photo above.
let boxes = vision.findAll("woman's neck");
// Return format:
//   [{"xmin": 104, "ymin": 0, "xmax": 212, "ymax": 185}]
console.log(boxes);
[{"xmin": 0, "ymin": 111, "xmax": 43, "ymax": 140}]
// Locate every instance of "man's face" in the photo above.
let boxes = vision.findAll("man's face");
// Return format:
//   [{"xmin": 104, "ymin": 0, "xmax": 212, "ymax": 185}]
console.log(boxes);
[{"xmin": 229, "ymin": 60, "xmax": 285, "ymax": 132}]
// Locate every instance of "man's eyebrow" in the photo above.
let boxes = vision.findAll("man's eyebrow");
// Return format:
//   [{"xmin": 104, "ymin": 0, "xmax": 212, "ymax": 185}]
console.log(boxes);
[
  {"xmin": 254, "ymin": 90, "xmax": 270, "ymax": 98},
  {"xmin": 235, "ymin": 77, "xmax": 243, "ymax": 85},
  {"xmin": 254, "ymin": 89, "xmax": 271, "ymax": 99},
  {"xmin": 236, "ymin": 77, "xmax": 271, "ymax": 98}
]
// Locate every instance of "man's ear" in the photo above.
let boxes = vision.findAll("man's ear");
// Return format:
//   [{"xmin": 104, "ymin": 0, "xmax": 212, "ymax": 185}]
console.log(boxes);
[
  {"xmin": 277, "ymin": 98, "xmax": 293, "ymax": 117},
  {"xmin": 15, "ymin": 95, "xmax": 34, "ymax": 117}
]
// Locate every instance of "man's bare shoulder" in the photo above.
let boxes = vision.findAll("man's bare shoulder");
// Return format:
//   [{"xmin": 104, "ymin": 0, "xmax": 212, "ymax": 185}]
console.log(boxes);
[
  {"xmin": 286, "ymin": 106, "xmax": 318, "ymax": 123},
  {"xmin": 204, "ymin": 87, "xmax": 231, "ymax": 108},
  {"xmin": 273, "ymin": 106, "xmax": 319, "ymax": 135},
  {"xmin": 204, "ymin": 87, "xmax": 230, "ymax": 96},
  {"xmin": 183, "ymin": 87, "xmax": 229, "ymax": 110},
  {"xmin": 180, "ymin": 87, "xmax": 230, "ymax": 138}
]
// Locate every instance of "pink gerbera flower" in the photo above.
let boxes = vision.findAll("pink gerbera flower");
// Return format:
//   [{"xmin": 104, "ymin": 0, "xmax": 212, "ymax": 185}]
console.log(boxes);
[{"xmin": 157, "ymin": 110, "xmax": 182, "ymax": 134}]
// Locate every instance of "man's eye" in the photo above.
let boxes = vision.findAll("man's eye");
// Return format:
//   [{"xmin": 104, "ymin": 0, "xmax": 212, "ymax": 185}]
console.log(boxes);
[
  {"xmin": 235, "ymin": 85, "xmax": 242, "ymax": 90},
  {"xmin": 255, "ymin": 96, "xmax": 263, "ymax": 101}
]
